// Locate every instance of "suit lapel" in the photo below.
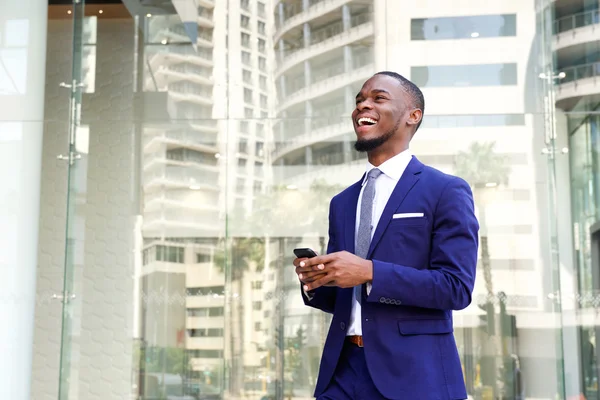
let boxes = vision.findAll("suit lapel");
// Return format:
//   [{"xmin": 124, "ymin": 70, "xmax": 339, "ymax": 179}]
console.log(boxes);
[
  {"xmin": 343, "ymin": 177, "xmax": 364, "ymax": 254},
  {"xmin": 367, "ymin": 157, "xmax": 424, "ymax": 258}
]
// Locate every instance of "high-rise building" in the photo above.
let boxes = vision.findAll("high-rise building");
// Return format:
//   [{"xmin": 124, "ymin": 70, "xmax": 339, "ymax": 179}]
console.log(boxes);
[
  {"xmin": 4, "ymin": 0, "xmax": 599, "ymax": 400},
  {"xmin": 553, "ymin": 0, "xmax": 600, "ymax": 397}
]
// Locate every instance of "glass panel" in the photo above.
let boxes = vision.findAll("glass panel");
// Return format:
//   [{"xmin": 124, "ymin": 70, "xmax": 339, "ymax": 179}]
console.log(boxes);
[
  {"xmin": 57, "ymin": 1, "xmax": 88, "ymax": 400},
  {"xmin": 34, "ymin": 0, "xmax": 577, "ymax": 400},
  {"xmin": 411, "ymin": 14, "xmax": 517, "ymax": 40}
]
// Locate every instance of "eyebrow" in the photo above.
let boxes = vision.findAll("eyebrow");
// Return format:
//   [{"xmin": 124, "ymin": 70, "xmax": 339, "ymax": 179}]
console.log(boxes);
[{"xmin": 355, "ymin": 88, "xmax": 392, "ymax": 99}]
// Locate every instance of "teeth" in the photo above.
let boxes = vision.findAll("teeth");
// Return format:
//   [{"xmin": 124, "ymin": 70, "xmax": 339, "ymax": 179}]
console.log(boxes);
[{"xmin": 358, "ymin": 117, "xmax": 377, "ymax": 126}]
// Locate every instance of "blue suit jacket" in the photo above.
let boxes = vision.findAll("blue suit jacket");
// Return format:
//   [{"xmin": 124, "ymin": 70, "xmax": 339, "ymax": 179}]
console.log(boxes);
[{"xmin": 302, "ymin": 156, "xmax": 479, "ymax": 400}]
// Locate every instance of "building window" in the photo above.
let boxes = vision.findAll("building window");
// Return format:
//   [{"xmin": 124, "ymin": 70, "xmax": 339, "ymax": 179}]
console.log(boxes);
[
  {"xmin": 252, "ymin": 281, "xmax": 263, "ymax": 289},
  {"xmin": 243, "ymin": 69, "xmax": 252, "ymax": 84},
  {"xmin": 255, "ymin": 142, "xmax": 264, "ymax": 157},
  {"xmin": 255, "ymin": 161, "xmax": 264, "ymax": 177},
  {"xmin": 253, "ymin": 301, "xmax": 262, "ymax": 310},
  {"xmin": 241, "ymin": 15, "xmax": 250, "ymax": 29},
  {"xmin": 187, "ymin": 307, "xmax": 224, "ymax": 317},
  {"xmin": 238, "ymin": 158, "xmax": 247, "ymax": 168},
  {"xmin": 260, "ymin": 94, "xmax": 267, "ymax": 108},
  {"xmin": 420, "ymin": 114, "xmax": 526, "ymax": 129},
  {"xmin": 411, "ymin": 63, "xmax": 517, "ymax": 87},
  {"xmin": 244, "ymin": 88, "xmax": 253, "ymax": 103},
  {"xmin": 148, "ymin": 245, "xmax": 184, "ymax": 263},
  {"xmin": 261, "ymin": 111, "xmax": 268, "ymax": 118},
  {"xmin": 238, "ymin": 138, "xmax": 248, "ymax": 154},
  {"xmin": 240, "ymin": 120, "xmax": 249, "ymax": 133},
  {"xmin": 258, "ymin": 21, "xmax": 266, "ymax": 35},
  {"xmin": 241, "ymin": 51, "xmax": 251, "ymax": 66},
  {"xmin": 189, "ymin": 328, "xmax": 224, "ymax": 337},
  {"xmin": 411, "ymin": 14, "xmax": 517, "ymax": 40},
  {"xmin": 189, "ymin": 349, "xmax": 223, "ymax": 358},
  {"xmin": 187, "ymin": 286, "xmax": 225, "ymax": 296},
  {"xmin": 245, "ymin": 107, "xmax": 254, "ymax": 118},
  {"xmin": 258, "ymin": 57, "xmax": 266, "ymax": 71},
  {"xmin": 256, "ymin": 123, "xmax": 265, "ymax": 136},
  {"xmin": 255, "ymin": 322, "xmax": 261, "ymax": 331},
  {"xmin": 241, "ymin": 32, "xmax": 251, "ymax": 48},
  {"xmin": 259, "ymin": 75, "xmax": 267, "ymax": 90},
  {"xmin": 237, "ymin": 177, "xmax": 246, "ymax": 190},
  {"xmin": 196, "ymin": 253, "xmax": 211, "ymax": 263},
  {"xmin": 240, "ymin": 0, "xmax": 250, "ymax": 11},
  {"xmin": 253, "ymin": 180, "xmax": 262, "ymax": 193},
  {"xmin": 258, "ymin": 38, "xmax": 266, "ymax": 53},
  {"xmin": 257, "ymin": 1, "xmax": 266, "ymax": 18}
]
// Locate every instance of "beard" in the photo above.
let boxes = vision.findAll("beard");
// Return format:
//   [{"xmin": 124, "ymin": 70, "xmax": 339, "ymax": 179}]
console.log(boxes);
[{"xmin": 354, "ymin": 127, "xmax": 395, "ymax": 152}]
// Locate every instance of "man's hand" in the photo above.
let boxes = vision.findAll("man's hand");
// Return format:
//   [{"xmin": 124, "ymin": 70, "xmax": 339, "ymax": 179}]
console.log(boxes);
[{"xmin": 294, "ymin": 251, "xmax": 373, "ymax": 291}]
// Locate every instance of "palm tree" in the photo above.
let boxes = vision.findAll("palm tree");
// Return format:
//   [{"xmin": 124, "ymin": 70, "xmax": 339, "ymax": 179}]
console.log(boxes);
[
  {"xmin": 454, "ymin": 141, "xmax": 509, "ymax": 304},
  {"xmin": 454, "ymin": 141, "xmax": 510, "ymax": 398},
  {"xmin": 213, "ymin": 236, "xmax": 265, "ymax": 396}
]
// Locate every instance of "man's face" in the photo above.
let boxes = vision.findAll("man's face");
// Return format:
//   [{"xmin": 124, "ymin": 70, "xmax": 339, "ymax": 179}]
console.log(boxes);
[{"xmin": 351, "ymin": 74, "xmax": 408, "ymax": 152}]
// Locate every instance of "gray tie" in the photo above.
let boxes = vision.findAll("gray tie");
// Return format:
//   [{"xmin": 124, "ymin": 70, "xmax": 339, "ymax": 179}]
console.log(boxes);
[{"xmin": 354, "ymin": 168, "xmax": 382, "ymax": 303}]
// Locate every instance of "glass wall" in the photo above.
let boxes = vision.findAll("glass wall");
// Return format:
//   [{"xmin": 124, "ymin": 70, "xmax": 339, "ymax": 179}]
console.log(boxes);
[{"xmin": 7, "ymin": 0, "xmax": 597, "ymax": 399}]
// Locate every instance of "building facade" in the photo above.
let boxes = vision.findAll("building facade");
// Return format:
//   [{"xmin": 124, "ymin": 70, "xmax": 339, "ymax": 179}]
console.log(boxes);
[{"xmin": 1, "ymin": 0, "xmax": 600, "ymax": 399}]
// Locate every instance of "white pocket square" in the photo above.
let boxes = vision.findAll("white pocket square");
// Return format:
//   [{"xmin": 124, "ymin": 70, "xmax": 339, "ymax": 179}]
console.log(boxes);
[{"xmin": 392, "ymin": 212, "xmax": 424, "ymax": 219}]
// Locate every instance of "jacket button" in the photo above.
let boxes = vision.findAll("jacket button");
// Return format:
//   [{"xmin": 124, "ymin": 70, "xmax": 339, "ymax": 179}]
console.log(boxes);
[{"xmin": 340, "ymin": 322, "xmax": 346, "ymax": 330}]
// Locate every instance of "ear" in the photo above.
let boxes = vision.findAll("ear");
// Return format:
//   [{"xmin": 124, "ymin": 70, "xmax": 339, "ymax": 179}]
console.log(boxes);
[{"xmin": 406, "ymin": 108, "xmax": 423, "ymax": 129}]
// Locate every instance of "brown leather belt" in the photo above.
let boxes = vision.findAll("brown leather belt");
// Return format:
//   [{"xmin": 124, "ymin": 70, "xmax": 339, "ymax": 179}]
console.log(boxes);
[{"xmin": 346, "ymin": 335, "xmax": 364, "ymax": 347}]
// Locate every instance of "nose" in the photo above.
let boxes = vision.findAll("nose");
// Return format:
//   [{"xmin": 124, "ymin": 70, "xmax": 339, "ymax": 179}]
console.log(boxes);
[{"xmin": 356, "ymin": 99, "xmax": 373, "ymax": 111}]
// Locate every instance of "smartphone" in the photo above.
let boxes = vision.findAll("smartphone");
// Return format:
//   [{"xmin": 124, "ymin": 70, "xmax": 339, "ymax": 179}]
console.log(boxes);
[{"xmin": 293, "ymin": 248, "xmax": 318, "ymax": 259}]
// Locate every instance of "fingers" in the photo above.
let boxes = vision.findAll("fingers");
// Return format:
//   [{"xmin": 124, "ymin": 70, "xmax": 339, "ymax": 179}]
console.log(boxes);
[
  {"xmin": 293, "ymin": 257, "xmax": 307, "ymax": 268},
  {"xmin": 303, "ymin": 273, "xmax": 334, "ymax": 291},
  {"xmin": 297, "ymin": 270, "xmax": 327, "ymax": 284}
]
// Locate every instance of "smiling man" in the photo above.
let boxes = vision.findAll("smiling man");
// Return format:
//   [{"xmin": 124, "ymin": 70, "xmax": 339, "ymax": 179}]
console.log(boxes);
[{"xmin": 293, "ymin": 72, "xmax": 479, "ymax": 399}]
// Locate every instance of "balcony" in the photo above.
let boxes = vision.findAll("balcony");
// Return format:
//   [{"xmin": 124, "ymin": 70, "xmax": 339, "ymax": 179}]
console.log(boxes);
[
  {"xmin": 555, "ymin": 61, "xmax": 600, "ymax": 106},
  {"xmin": 143, "ymin": 165, "xmax": 220, "ymax": 190},
  {"xmin": 278, "ymin": 63, "xmax": 373, "ymax": 111},
  {"xmin": 274, "ymin": 0, "xmax": 349, "ymax": 43},
  {"xmin": 143, "ymin": 209, "xmax": 223, "ymax": 232},
  {"xmin": 275, "ymin": 14, "xmax": 373, "ymax": 76},
  {"xmin": 197, "ymin": 6, "xmax": 215, "ymax": 27},
  {"xmin": 143, "ymin": 128, "xmax": 219, "ymax": 153},
  {"xmin": 144, "ymin": 191, "xmax": 220, "ymax": 212},
  {"xmin": 169, "ymin": 85, "xmax": 214, "ymax": 106},
  {"xmin": 272, "ymin": 156, "xmax": 365, "ymax": 186},
  {"xmin": 552, "ymin": 9, "xmax": 600, "ymax": 52},
  {"xmin": 272, "ymin": 118, "xmax": 351, "ymax": 160},
  {"xmin": 198, "ymin": 0, "xmax": 215, "ymax": 8}
]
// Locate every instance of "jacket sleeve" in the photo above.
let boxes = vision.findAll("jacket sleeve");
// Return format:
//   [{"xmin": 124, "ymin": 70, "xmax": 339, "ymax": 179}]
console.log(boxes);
[
  {"xmin": 300, "ymin": 198, "xmax": 338, "ymax": 314},
  {"xmin": 367, "ymin": 177, "xmax": 479, "ymax": 310}
]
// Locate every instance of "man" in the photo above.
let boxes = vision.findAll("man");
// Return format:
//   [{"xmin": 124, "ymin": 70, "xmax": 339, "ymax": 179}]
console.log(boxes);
[{"xmin": 294, "ymin": 71, "xmax": 479, "ymax": 399}]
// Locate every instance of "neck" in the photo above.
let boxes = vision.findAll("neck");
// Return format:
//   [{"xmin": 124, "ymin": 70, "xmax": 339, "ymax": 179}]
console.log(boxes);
[{"xmin": 367, "ymin": 143, "xmax": 409, "ymax": 167}]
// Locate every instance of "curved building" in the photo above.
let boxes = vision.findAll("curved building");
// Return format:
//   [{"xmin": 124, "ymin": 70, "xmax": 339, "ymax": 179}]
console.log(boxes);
[
  {"xmin": 553, "ymin": 0, "xmax": 600, "ymax": 397},
  {"xmin": 272, "ymin": 0, "xmax": 375, "ymax": 188}
]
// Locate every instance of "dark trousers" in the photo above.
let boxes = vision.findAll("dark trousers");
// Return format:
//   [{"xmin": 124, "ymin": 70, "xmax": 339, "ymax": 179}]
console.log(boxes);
[{"xmin": 317, "ymin": 341, "xmax": 387, "ymax": 400}]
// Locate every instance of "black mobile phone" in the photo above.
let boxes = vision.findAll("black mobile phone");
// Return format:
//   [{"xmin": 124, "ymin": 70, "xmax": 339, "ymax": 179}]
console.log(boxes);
[{"xmin": 293, "ymin": 248, "xmax": 318, "ymax": 259}]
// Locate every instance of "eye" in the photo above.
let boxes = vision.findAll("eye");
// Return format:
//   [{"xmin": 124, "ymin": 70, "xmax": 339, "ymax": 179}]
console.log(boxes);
[{"xmin": 375, "ymin": 96, "xmax": 386, "ymax": 101}]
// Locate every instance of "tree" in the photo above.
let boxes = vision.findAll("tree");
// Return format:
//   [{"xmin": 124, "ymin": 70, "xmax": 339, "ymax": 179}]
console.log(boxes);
[
  {"xmin": 213, "ymin": 179, "xmax": 343, "ymax": 396},
  {"xmin": 454, "ymin": 141, "xmax": 510, "ymax": 398}
]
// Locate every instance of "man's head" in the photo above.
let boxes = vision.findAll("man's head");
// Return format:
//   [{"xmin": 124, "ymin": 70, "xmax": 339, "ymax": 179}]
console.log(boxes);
[{"xmin": 352, "ymin": 72, "xmax": 424, "ymax": 153}]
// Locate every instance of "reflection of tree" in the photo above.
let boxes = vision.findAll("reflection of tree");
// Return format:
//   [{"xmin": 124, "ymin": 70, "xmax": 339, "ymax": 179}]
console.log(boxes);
[
  {"xmin": 454, "ymin": 141, "xmax": 509, "ymax": 399},
  {"xmin": 285, "ymin": 327, "xmax": 308, "ymax": 390},
  {"xmin": 218, "ymin": 179, "xmax": 342, "ymax": 397},
  {"xmin": 214, "ymin": 237, "xmax": 265, "ymax": 396}
]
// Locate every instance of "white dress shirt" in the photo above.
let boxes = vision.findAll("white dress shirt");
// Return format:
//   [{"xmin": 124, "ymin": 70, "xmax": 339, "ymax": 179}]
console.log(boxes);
[{"xmin": 346, "ymin": 149, "xmax": 413, "ymax": 336}]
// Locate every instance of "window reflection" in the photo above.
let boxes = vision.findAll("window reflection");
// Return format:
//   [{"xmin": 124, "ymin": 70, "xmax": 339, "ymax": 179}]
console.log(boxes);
[{"xmin": 411, "ymin": 14, "xmax": 517, "ymax": 40}]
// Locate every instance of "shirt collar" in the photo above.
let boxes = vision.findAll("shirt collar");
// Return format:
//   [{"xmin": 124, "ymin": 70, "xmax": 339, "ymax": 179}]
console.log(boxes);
[{"xmin": 361, "ymin": 149, "xmax": 413, "ymax": 186}]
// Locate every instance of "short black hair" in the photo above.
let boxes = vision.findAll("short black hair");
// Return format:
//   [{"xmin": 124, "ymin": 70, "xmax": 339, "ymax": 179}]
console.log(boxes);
[{"xmin": 375, "ymin": 71, "xmax": 425, "ymax": 132}]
